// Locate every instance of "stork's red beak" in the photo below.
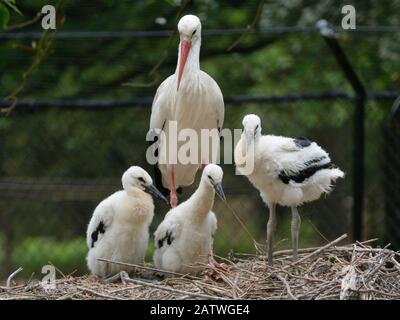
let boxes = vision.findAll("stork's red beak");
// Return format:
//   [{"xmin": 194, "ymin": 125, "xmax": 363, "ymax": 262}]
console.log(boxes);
[{"xmin": 177, "ymin": 40, "xmax": 191, "ymax": 90}]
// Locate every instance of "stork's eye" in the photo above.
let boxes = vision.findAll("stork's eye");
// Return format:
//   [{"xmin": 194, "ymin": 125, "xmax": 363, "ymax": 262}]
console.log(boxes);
[
  {"xmin": 208, "ymin": 175, "xmax": 214, "ymax": 183},
  {"xmin": 255, "ymin": 125, "xmax": 259, "ymax": 130},
  {"xmin": 138, "ymin": 177, "xmax": 145, "ymax": 183},
  {"xmin": 192, "ymin": 30, "xmax": 196, "ymax": 36}
]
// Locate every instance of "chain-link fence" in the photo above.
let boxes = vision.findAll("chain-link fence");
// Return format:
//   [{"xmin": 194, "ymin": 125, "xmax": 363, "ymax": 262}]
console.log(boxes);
[{"xmin": 1, "ymin": 21, "xmax": 399, "ymax": 278}]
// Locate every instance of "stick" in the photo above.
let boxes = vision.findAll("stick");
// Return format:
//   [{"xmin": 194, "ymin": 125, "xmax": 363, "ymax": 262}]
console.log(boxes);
[
  {"xmin": 276, "ymin": 274, "xmax": 297, "ymax": 300},
  {"xmin": 222, "ymin": 200, "xmax": 260, "ymax": 247},
  {"xmin": 288, "ymin": 234, "xmax": 348, "ymax": 268},
  {"xmin": 273, "ymin": 246, "xmax": 392, "ymax": 258},
  {"xmin": 6, "ymin": 267, "xmax": 23, "ymax": 288},
  {"xmin": 76, "ymin": 286, "xmax": 128, "ymax": 300},
  {"xmin": 97, "ymin": 258, "xmax": 200, "ymax": 280},
  {"xmin": 121, "ymin": 277, "xmax": 227, "ymax": 300}
]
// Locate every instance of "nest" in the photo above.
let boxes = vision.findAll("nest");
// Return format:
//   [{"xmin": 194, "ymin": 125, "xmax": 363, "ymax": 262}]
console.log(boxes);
[{"xmin": 1, "ymin": 234, "xmax": 400, "ymax": 300}]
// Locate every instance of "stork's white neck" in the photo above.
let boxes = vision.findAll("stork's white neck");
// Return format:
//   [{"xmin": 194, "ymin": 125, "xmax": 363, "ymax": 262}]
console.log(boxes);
[
  {"xmin": 175, "ymin": 40, "xmax": 201, "ymax": 85},
  {"xmin": 188, "ymin": 178, "xmax": 215, "ymax": 219}
]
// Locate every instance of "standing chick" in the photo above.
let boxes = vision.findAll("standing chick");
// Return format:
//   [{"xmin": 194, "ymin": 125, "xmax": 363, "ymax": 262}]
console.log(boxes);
[
  {"xmin": 86, "ymin": 166, "xmax": 167, "ymax": 278},
  {"xmin": 153, "ymin": 164, "xmax": 225, "ymax": 274},
  {"xmin": 234, "ymin": 114, "xmax": 344, "ymax": 265}
]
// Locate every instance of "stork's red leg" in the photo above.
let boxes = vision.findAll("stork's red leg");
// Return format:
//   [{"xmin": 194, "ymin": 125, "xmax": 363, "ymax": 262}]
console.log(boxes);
[{"xmin": 169, "ymin": 164, "xmax": 178, "ymax": 208}]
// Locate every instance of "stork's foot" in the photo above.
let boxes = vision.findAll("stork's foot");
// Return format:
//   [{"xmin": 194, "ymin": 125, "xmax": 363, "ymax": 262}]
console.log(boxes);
[
  {"xmin": 207, "ymin": 261, "xmax": 228, "ymax": 272},
  {"xmin": 170, "ymin": 194, "xmax": 178, "ymax": 208},
  {"xmin": 266, "ymin": 258, "xmax": 274, "ymax": 267},
  {"xmin": 102, "ymin": 270, "xmax": 129, "ymax": 284},
  {"xmin": 206, "ymin": 261, "xmax": 229, "ymax": 281}
]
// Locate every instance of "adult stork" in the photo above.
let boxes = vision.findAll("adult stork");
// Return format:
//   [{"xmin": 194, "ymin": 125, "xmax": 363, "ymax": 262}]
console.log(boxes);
[
  {"xmin": 234, "ymin": 114, "xmax": 344, "ymax": 265},
  {"xmin": 148, "ymin": 15, "xmax": 224, "ymax": 207}
]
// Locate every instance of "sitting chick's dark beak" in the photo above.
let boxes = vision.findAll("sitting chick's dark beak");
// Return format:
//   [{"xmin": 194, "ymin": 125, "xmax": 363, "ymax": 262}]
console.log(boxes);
[
  {"xmin": 144, "ymin": 184, "xmax": 168, "ymax": 204},
  {"xmin": 214, "ymin": 182, "xmax": 226, "ymax": 201}
]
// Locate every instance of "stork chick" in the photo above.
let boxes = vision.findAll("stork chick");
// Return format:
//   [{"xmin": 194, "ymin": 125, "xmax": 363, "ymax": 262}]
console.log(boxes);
[
  {"xmin": 86, "ymin": 166, "xmax": 167, "ymax": 278},
  {"xmin": 234, "ymin": 114, "xmax": 344, "ymax": 265},
  {"xmin": 153, "ymin": 164, "xmax": 225, "ymax": 274},
  {"xmin": 149, "ymin": 14, "xmax": 224, "ymax": 208}
]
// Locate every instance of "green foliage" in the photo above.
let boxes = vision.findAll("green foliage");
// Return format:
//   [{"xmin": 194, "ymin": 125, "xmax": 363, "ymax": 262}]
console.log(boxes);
[
  {"xmin": 0, "ymin": 0, "xmax": 22, "ymax": 30},
  {"xmin": 3, "ymin": 0, "xmax": 22, "ymax": 15},
  {"xmin": 0, "ymin": 3, "xmax": 10, "ymax": 30},
  {"xmin": 13, "ymin": 237, "xmax": 88, "ymax": 277}
]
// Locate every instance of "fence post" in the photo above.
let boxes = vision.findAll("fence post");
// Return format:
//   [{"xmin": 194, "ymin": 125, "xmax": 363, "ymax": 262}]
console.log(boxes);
[
  {"xmin": 384, "ymin": 96, "xmax": 400, "ymax": 249},
  {"xmin": 317, "ymin": 20, "xmax": 367, "ymax": 241}
]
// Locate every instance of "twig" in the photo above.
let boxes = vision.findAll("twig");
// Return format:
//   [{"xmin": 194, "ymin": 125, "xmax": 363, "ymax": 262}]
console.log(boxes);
[
  {"xmin": 6, "ymin": 267, "xmax": 23, "ymax": 288},
  {"xmin": 97, "ymin": 258, "xmax": 200, "ymax": 280},
  {"xmin": 222, "ymin": 200, "xmax": 260, "ymax": 249},
  {"xmin": 122, "ymin": 276, "xmax": 227, "ymax": 300},
  {"xmin": 48, "ymin": 261, "xmax": 67, "ymax": 278},
  {"xmin": 122, "ymin": 0, "xmax": 189, "ymax": 88},
  {"xmin": 76, "ymin": 286, "xmax": 128, "ymax": 300},
  {"xmin": 276, "ymin": 274, "xmax": 297, "ymax": 300},
  {"xmin": 227, "ymin": 0, "xmax": 266, "ymax": 51},
  {"xmin": 288, "ymin": 234, "xmax": 348, "ymax": 268},
  {"xmin": 306, "ymin": 218, "xmax": 329, "ymax": 243},
  {"xmin": 6, "ymin": 12, "xmax": 42, "ymax": 31}
]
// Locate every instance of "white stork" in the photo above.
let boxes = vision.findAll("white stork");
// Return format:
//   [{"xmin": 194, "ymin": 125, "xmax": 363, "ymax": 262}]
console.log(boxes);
[
  {"xmin": 153, "ymin": 164, "xmax": 225, "ymax": 274},
  {"xmin": 234, "ymin": 114, "xmax": 344, "ymax": 265},
  {"xmin": 86, "ymin": 166, "xmax": 167, "ymax": 278},
  {"xmin": 149, "ymin": 15, "xmax": 224, "ymax": 207}
]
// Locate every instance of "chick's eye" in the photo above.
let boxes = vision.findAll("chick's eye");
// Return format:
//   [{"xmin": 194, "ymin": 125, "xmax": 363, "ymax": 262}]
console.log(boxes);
[
  {"xmin": 138, "ymin": 177, "xmax": 145, "ymax": 183},
  {"xmin": 208, "ymin": 175, "xmax": 214, "ymax": 182},
  {"xmin": 192, "ymin": 30, "xmax": 196, "ymax": 36},
  {"xmin": 255, "ymin": 125, "xmax": 259, "ymax": 130}
]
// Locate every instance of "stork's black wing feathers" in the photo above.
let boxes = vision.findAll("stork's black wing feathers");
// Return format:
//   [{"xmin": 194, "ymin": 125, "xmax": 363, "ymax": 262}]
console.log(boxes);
[
  {"xmin": 148, "ymin": 120, "xmax": 182, "ymax": 197},
  {"xmin": 91, "ymin": 221, "xmax": 106, "ymax": 248},
  {"xmin": 147, "ymin": 121, "xmax": 170, "ymax": 197},
  {"xmin": 152, "ymin": 155, "xmax": 170, "ymax": 197},
  {"xmin": 279, "ymin": 161, "xmax": 335, "ymax": 184}
]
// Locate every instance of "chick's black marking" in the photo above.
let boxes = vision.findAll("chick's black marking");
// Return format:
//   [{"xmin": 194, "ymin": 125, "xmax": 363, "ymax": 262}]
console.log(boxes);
[
  {"xmin": 158, "ymin": 230, "xmax": 174, "ymax": 248},
  {"xmin": 91, "ymin": 221, "xmax": 106, "ymax": 248}
]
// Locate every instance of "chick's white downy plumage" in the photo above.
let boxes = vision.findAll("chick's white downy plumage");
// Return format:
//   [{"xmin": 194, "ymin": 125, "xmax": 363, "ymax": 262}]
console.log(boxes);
[
  {"xmin": 149, "ymin": 14, "xmax": 224, "ymax": 208},
  {"xmin": 234, "ymin": 114, "xmax": 344, "ymax": 265},
  {"xmin": 86, "ymin": 166, "xmax": 167, "ymax": 278},
  {"xmin": 153, "ymin": 164, "xmax": 225, "ymax": 274}
]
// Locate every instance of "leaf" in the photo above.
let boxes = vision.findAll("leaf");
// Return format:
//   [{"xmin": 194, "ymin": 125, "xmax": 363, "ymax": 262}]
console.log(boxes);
[
  {"xmin": 3, "ymin": 0, "xmax": 22, "ymax": 15},
  {"xmin": 0, "ymin": 4, "xmax": 10, "ymax": 30}
]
